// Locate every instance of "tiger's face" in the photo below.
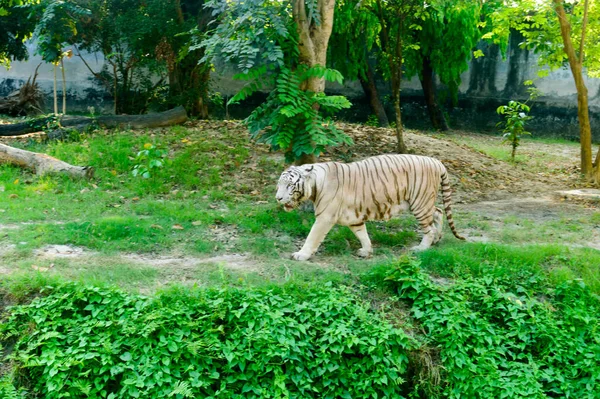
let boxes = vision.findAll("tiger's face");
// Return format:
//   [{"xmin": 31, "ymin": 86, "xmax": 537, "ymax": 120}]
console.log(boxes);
[{"xmin": 276, "ymin": 166, "xmax": 310, "ymax": 211}]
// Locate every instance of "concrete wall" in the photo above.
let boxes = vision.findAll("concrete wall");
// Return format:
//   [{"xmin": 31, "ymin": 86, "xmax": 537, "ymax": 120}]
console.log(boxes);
[
  {"xmin": 0, "ymin": 43, "xmax": 112, "ymax": 113},
  {"xmin": 2, "ymin": 38, "xmax": 599, "ymax": 140}
]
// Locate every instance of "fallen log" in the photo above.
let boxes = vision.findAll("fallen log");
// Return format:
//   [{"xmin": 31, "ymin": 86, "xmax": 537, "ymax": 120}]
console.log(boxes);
[
  {"xmin": 0, "ymin": 106, "xmax": 188, "ymax": 137},
  {"xmin": 0, "ymin": 143, "xmax": 94, "ymax": 179}
]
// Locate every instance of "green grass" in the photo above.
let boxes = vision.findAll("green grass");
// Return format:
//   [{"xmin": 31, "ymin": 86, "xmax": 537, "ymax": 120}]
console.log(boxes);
[
  {"xmin": 0, "ymin": 121, "xmax": 598, "ymax": 294},
  {"xmin": 442, "ymin": 134, "xmax": 580, "ymax": 174},
  {"xmin": 416, "ymin": 242, "xmax": 600, "ymax": 294}
]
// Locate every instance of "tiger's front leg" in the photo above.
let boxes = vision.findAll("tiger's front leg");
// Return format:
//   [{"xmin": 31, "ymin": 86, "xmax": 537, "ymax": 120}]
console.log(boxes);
[
  {"xmin": 349, "ymin": 223, "xmax": 372, "ymax": 258},
  {"xmin": 292, "ymin": 217, "xmax": 335, "ymax": 261}
]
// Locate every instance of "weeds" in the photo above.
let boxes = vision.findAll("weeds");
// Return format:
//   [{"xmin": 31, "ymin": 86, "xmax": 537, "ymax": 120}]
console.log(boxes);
[
  {"xmin": 1, "ymin": 282, "xmax": 414, "ymax": 398},
  {"xmin": 370, "ymin": 256, "xmax": 600, "ymax": 398}
]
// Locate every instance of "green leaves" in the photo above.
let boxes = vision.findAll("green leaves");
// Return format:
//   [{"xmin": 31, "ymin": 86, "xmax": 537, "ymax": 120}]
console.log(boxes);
[
  {"xmin": 381, "ymin": 256, "xmax": 600, "ymax": 399},
  {"xmin": 496, "ymin": 99, "xmax": 532, "ymax": 161},
  {"xmin": 201, "ymin": 0, "xmax": 295, "ymax": 72},
  {"xmin": 243, "ymin": 65, "xmax": 352, "ymax": 162},
  {"xmin": 1, "ymin": 283, "xmax": 414, "ymax": 398},
  {"xmin": 486, "ymin": 0, "xmax": 600, "ymax": 77},
  {"xmin": 132, "ymin": 143, "xmax": 171, "ymax": 179},
  {"xmin": 32, "ymin": 0, "xmax": 90, "ymax": 64}
]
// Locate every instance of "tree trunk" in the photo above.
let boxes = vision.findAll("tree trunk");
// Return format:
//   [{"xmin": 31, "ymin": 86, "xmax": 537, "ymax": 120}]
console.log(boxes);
[
  {"xmin": 392, "ymin": 34, "xmax": 407, "ymax": 154},
  {"xmin": 0, "ymin": 143, "xmax": 94, "ymax": 179},
  {"xmin": 0, "ymin": 106, "xmax": 188, "ymax": 137},
  {"xmin": 393, "ymin": 95, "xmax": 408, "ymax": 154},
  {"xmin": 53, "ymin": 64, "xmax": 58, "ymax": 115},
  {"xmin": 112, "ymin": 63, "xmax": 118, "ymax": 115},
  {"xmin": 358, "ymin": 63, "xmax": 389, "ymax": 127},
  {"xmin": 594, "ymin": 146, "xmax": 600, "ymax": 183},
  {"xmin": 376, "ymin": 0, "xmax": 411, "ymax": 154},
  {"xmin": 553, "ymin": 0, "xmax": 593, "ymax": 180},
  {"xmin": 420, "ymin": 56, "xmax": 449, "ymax": 131},
  {"xmin": 295, "ymin": 153, "xmax": 316, "ymax": 165},
  {"xmin": 61, "ymin": 58, "xmax": 67, "ymax": 114}
]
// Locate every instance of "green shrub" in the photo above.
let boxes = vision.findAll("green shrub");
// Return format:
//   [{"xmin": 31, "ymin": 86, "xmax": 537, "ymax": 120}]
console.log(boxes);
[
  {"xmin": 0, "ymin": 375, "xmax": 25, "ymax": 399},
  {"xmin": 1, "ymin": 283, "xmax": 413, "ymax": 398},
  {"xmin": 377, "ymin": 257, "xmax": 600, "ymax": 399}
]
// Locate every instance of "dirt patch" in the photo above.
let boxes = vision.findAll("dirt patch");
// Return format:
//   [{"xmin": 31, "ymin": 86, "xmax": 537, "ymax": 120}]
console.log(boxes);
[
  {"xmin": 124, "ymin": 252, "xmax": 261, "ymax": 273},
  {"xmin": 34, "ymin": 245, "xmax": 89, "ymax": 258},
  {"xmin": 457, "ymin": 195, "xmax": 600, "ymax": 251},
  {"xmin": 460, "ymin": 196, "xmax": 595, "ymax": 221}
]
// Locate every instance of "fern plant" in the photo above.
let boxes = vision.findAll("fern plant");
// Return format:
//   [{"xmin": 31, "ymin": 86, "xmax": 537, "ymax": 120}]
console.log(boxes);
[{"xmin": 230, "ymin": 65, "xmax": 352, "ymax": 163}]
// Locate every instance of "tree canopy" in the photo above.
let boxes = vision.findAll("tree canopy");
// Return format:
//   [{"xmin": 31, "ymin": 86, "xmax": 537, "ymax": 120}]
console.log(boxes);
[{"xmin": 0, "ymin": 0, "xmax": 38, "ymax": 68}]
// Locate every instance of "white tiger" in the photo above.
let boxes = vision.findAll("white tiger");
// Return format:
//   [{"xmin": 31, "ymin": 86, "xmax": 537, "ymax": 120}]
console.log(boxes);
[{"xmin": 276, "ymin": 154, "xmax": 465, "ymax": 261}]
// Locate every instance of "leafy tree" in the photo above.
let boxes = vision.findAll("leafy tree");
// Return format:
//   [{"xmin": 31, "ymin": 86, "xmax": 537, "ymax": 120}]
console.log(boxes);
[
  {"xmin": 64, "ymin": 0, "xmax": 213, "ymax": 116},
  {"xmin": 367, "ymin": 0, "xmax": 421, "ymax": 153},
  {"xmin": 201, "ymin": 0, "xmax": 352, "ymax": 164},
  {"xmin": 404, "ymin": 0, "xmax": 483, "ymax": 131},
  {"xmin": 31, "ymin": 0, "xmax": 89, "ymax": 114},
  {"xmin": 0, "ymin": 0, "xmax": 37, "ymax": 68},
  {"xmin": 68, "ymin": 0, "xmax": 163, "ymax": 114},
  {"xmin": 151, "ymin": 0, "xmax": 214, "ymax": 118},
  {"xmin": 330, "ymin": 0, "xmax": 389, "ymax": 127},
  {"xmin": 488, "ymin": 0, "xmax": 600, "ymax": 183}
]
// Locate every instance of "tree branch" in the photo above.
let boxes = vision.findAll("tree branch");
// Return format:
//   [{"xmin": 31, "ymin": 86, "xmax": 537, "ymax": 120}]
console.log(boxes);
[
  {"xmin": 578, "ymin": 0, "xmax": 589, "ymax": 66},
  {"xmin": 74, "ymin": 45, "xmax": 112, "ymax": 90}
]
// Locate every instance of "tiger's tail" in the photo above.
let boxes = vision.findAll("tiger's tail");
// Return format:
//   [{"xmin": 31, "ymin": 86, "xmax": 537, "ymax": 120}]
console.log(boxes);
[{"xmin": 440, "ymin": 169, "xmax": 466, "ymax": 241}]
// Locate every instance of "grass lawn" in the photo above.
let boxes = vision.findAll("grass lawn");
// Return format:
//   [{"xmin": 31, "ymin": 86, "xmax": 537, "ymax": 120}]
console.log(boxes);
[{"xmin": 0, "ymin": 120, "xmax": 598, "ymax": 294}]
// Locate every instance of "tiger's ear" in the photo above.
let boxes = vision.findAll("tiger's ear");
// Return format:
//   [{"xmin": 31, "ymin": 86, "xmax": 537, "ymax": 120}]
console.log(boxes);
[{"xmin": 301, "ymin": 165, "xmax": 314, "ymax": 177}]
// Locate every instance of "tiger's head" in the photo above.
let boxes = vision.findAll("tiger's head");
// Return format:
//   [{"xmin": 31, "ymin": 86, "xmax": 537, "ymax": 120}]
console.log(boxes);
[{"xmin": 276, "ymin": 165, "xmax": 315, "ymax": 211}]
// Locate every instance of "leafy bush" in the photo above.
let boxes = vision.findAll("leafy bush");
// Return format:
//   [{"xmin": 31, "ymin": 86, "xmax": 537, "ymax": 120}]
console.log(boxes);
[
  {"xmin": 232, "ymin": 65, "xmax": 353, "ymax": 162},
  {"xmin": 1, "ymin": 283, "xmax": 413, "ymax": 398},
  {"xmin": 377, "ymin": 256, "xmax": 600, "ymax": 399},
  {"xmin": 496, "ymin": 100, "xmax": 531, "ymax": 162},
  {"xmin": 0, "ymin": 375, "xmax": 25, "ymax": 399},
  {"xmin": 132, "ymin": 143, "xmax": 171, "ymax": 179}
]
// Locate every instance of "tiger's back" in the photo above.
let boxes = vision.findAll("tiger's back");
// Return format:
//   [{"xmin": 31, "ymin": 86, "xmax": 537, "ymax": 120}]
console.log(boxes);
[{"xmin": 313, "ymin": 154, "xmax": 447, "ymax": 226}]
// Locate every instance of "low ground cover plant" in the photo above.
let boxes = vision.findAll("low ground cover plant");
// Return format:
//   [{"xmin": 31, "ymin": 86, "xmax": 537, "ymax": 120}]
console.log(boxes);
[
  {"xmin": 0, "ymin": 283, "xmax": 414, "ymax": 398},
  {"xmin": 369, "ymin": 256, "xmax": 600, "ymax": 398}
]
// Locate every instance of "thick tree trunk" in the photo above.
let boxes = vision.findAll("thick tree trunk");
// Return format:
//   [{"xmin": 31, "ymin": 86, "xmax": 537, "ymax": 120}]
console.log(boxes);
[
  {"xmin": 168, "ymin": 56, "xmax": 211, "ymax": 119},
  {"xmin": 0, "ymin": 106, "xmax": 188, "ymax": 137},
  {"xmin": 554, "ymin": 0, "xmax": 594, "ymax": 180},
  {"xmin": 0, "ymin": 143, "xmax": 94, "ymax": 179},
  {"xmin": 294, "ymin": 153, "xmax": 316, "ymax": 165},
  {"xmin": 420, "ymin": 57, "xmax": 449, "ymax": 131},
  {"xmin": 292, "ymin": 0, "xmax": 335, "ymax": 165},
  {"xmin": 358, "ymin": 63, "xmax": 389, "ymax": 127}
]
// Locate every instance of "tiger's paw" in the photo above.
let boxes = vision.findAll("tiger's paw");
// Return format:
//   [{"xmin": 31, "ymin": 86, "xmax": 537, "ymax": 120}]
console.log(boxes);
[
  {"xmin": 410, "ymin": 244, "xmax": 430, "ymax": 252},
  {"xmin": 357, "ymin": 248, "xmax": 372, "ymax": 258},
  {"xmin": 291, "ymin": 251, "xmax": 312, "ymax": 261}
]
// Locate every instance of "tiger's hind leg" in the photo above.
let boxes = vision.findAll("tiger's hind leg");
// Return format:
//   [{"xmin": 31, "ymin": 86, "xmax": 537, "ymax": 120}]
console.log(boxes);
[
  {"xmin": 410, "ymin": 200, "xmax": 437, "ymax": 252},
  {"xmin": 432, "ymin": 207, "xmax": 444, "ymax": 245},
  {"xmin": 349, "ymin": 223, "xmax": 372, "ymax": 258}
]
